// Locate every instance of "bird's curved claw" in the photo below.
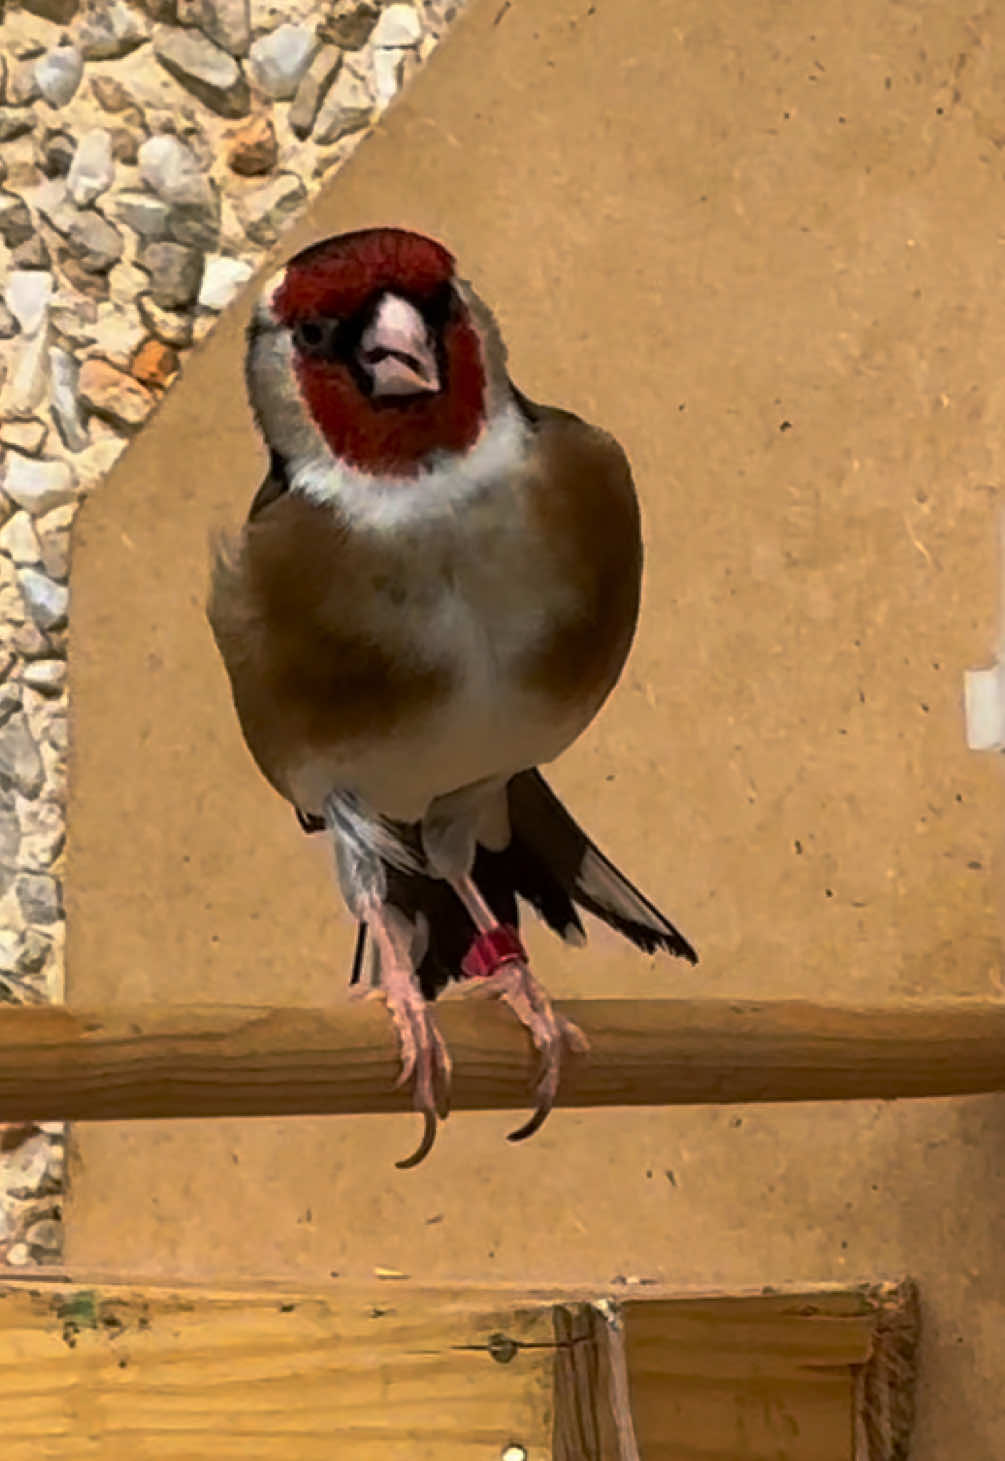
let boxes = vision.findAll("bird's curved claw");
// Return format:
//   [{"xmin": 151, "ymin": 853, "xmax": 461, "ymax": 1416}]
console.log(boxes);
[
  {"xmin": 384, "ymin": 989, "xmax": 452, "ymax": 1167},
  {"xmin": 463, "ymin": 961, "xmax": 589, "ymax": 1143},
  {"xmin": 396, "ymin": 1108, "xmax": 438, "ymax": 1169}
]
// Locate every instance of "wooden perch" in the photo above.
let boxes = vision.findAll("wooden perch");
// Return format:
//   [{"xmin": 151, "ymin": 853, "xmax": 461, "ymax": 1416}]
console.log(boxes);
[{"xmin": 0, "ymin": 997, "xmax": 1003, "ymax": 1123}]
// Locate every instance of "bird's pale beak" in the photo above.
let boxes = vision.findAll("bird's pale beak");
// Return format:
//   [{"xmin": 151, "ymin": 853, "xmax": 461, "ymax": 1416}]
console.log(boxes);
[{"xmin": 358, "ymin": 293, "xmax": 441, "ymax": 398}]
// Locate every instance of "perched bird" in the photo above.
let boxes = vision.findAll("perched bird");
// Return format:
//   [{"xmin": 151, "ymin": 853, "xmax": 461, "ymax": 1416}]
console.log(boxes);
[{"xmin": 208, "ymin": 227, "xmax": 697, "ymax": 1167}]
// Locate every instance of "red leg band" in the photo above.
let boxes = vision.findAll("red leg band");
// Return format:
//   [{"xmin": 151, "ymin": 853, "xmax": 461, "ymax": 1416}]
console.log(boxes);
[{"xmin": 461, "ymin": 924, "xmax": 527, "ymax": 980}]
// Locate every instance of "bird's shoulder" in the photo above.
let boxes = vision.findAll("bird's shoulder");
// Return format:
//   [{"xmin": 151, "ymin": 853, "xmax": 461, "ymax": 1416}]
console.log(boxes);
[{"xmin": 506, "ymin": 384, "xmax": 644, "ymax": 706}]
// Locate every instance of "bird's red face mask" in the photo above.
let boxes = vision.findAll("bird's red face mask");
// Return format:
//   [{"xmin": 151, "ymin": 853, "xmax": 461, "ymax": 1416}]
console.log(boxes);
[{"xmin": 271, "ymin": 229, "xmax": 488, "ymax": 477}]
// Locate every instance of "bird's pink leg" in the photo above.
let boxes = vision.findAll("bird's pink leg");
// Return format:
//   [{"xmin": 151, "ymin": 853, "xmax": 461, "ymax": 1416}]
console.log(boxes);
[
  {"xmin": 448, "ymin": 875, "xmax": 588, "ymax": 1142},
  {"xmin": 362, "ymin": 899, "xmax": 452, "ymax": 1169}
]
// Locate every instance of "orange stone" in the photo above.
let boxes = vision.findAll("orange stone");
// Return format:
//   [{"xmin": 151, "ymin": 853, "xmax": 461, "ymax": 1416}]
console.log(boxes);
[
  {"xmin": 131, "ymin": 339, "xmax": 180, "ymax": 390},
  {"xmin": 226, "ymin": 115, "xmax": 279, "ymax": 177},
  {"xmin": 77, "ymin": 358, "xmax": 155, "ymax": 430}
]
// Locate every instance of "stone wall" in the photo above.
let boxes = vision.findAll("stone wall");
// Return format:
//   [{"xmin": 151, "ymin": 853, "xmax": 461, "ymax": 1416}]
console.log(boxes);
[{"xmin": 0, "ymin": 0, "xmax": 461, "ymax": 1267}]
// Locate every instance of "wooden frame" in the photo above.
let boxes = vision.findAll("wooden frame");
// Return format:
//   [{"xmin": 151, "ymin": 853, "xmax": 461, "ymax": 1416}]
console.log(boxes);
[{"xmin": 1, "ymin": 1276, "xmax": 917, "ymax": 1460}]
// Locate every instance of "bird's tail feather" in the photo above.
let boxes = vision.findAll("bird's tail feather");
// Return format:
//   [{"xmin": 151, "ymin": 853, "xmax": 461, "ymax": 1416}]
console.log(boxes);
[
  {"xmin": 506, "ymin": 770, "xmax": 698, "ymax": 964},
  {"xmin": 353, "ymin": 768, "xmax": 697, "ymax": 997}
]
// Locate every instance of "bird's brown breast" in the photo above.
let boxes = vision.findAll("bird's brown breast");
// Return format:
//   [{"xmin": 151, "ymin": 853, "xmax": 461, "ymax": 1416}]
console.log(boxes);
[
  {"xmin": 208, "ymin": 490, "xmax": 453, "ymax": 803},
  {"xmin": 207, "ymin": 404, "xmax": 643, "ymax": 812}
]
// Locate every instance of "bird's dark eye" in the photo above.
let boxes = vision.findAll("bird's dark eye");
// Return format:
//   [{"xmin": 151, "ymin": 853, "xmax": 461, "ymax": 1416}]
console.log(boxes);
[{"xmin": 293, "ymin": 319, "xmax": 331, "ymax": 354}]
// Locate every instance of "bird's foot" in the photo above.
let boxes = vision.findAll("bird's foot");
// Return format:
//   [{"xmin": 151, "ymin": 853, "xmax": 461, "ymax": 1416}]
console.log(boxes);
[
  {"xmin": 461, "ymin": 948, "xmax": 589, "ymax": 1142},
  {"xmin": 366, "ymin": 902, "xmax": 452, "ymax": 1169}
]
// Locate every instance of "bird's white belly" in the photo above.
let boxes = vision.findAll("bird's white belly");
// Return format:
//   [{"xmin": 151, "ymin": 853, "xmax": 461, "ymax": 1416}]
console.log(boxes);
[
  {"xmin": 356, "ymin": 690, "xmax": 583, "ymax": 820},
  {"xmin": 290, "ymin": 565, "xmax": 591, "ymax": 823}
]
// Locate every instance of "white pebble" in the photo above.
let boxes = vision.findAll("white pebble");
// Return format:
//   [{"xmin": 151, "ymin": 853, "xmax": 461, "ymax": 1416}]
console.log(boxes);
[
  {"xmin": 3, "ymin": 455, "xmax": 76, "ymax": 516},
  {"xmin": 373, "ymin": 4, "xmax": 422, "ymax": 47},
  {"xmin": 5, "ymin": 272, "xmax": 53, "ymax": 336},
  {"xmin": 66, "ymin": 128, "xmax": 115, "ymax": 207},
  {"xmin": 198, "ymin": 254, "xmax": 255, "ymax": 311}
]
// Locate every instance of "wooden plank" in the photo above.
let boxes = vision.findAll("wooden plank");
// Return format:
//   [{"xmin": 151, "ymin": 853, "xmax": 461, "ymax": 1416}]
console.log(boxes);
[
  {"xmin": 0, "ymin": 1279, "xmax": 917, "ymax": 1461},
  {"xmin": 0, "ymin": 1282, "xmax": 555, "ymax": 1461},
  {"xmin": 618, "ymin": 1284, "xmax": 919, "ymax": 1461},
  {"xmin": 0, "ymin": 999, "xmax": 1004, "ymax": 1123}
]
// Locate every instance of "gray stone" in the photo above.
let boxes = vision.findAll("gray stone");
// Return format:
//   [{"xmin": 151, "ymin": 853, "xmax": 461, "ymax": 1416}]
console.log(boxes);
[
  {"xmin": 18, "ymin": 568, "xmax": 68, "ymax": 630},
  {"xmin": 12, "ymin": 621, "xmax": 52, "ymax": 659},
  {"xmin": 0, "ymin": 303, "xmax": 19, "ymax": 340},
  {"xmin": 150, "ymin": 149, "xmax": 221, "ymax": 244},
  {"xmin": 33, "ymin": 178, "xmax": 79, "ymax": 236},
  {"xmin": 0, "ymin": 801, "xmax": 21, "ymax": 865},
  {"xmin": 137, "ymin": 292, "xmax": 194, "ymax": 347},
  {"xmin": 66, "ymin": 128, "xmax": 115, "ymax": 206},
  {"xmin": 0, "ymin": 683, "xmax": 21, "ymax": 727},
  {"xmin": 76, "ymin": 1, "xmax": 149, "ymax": 59},
  {"xmin": 0, "ymin": 111, "xmax": 35, "ymax": 144},
  {"xmin": 25, "ymin": 1217, "xmax": 63, "ymax": 1255},
  {"xmin": 153, "ymin": 25, "xmax": 251, "ymax": 117},
  {"xmin": 35, "ymin": 45, "xmax": 84, "ymax": 108},
  {"xmin": 35, "ymin": 504, "xmax": 74, "ymax": 582},
  {"xmin": 139, "ymin": 240, "xmax": 204, "ymax": 308},
  {"xmin": 37, "ymin": 699, "xmax": 68, "ymax": 755},
  {"xmin": 168, "ymin": 192, "xmax": 221, "ymax": 251},
  {"xmin": 7, "ymin": 60, "xmax": 42, "ymax": 107},
  {"xmin": 372, "ymin": 3, "xmax": 422, "ymax": 46},
  {"xmin": 0, "ymin": 195, "xmax": 34, "ymax": 249},
  {"xmin": 16, "ymin": 794, "xmax": 65, "ymax": 867},
  {"xmin": 317, "ymin": 0, "xmax": 381, "ymax": 51},
  {"xmin": 178, "ymin": 0, "xmax": 250, "ymax": 56},
  {"xmin": 313, "ymin": 62, "xmax": 373, "ymax": 144},
  {"xmin": 23, "ymin": 660, "xmax": 67, "ymax": 694},
  {"xmin": 48, "ymin": 346, "xmax": 90, "ymax": 452},
  {"xmin": 16, "ymin": 875, "xmax": 62, "ymax": 924},
  {"xmin": 248, "ymin": 25, "xmax": 318, "ymax": 100},
  {"xmin": 237, "ymin": 171, "xmax": 306, "ymax": 247},
  {"xmin": 197, "ymin": 253, "xmax": 253, "ymax": 310},
  {"xmin": 0, "ymin": 715, "xmax": 44, "ymax": 797},
  {"xmin": 0, "ymin": 513, "xmax": 42, "ymax": 565},
  {"xmin": 114, "ymin": 190, "xmax": 171, "ymax": 239},
  {"xmin": 3, "ymin": 454, "xmax": 76, "ymax": 515},
  {"xmin": 289, "ymin": 45, "xmax": 342, "ymax": 138},
  {"xmin": 64, "ymin": 213, "xmax": 124, "ymax": 273},
  {"xmin": 5, "ymin": 272, "xmax": 53, "ymax": 336},
  {"xmin": 12, "ymin": 235, "xmax": 52, "ymax": 270},
  {"xmin": 49, "ymin": 291, "xmax": 99, "ymax": 346}
]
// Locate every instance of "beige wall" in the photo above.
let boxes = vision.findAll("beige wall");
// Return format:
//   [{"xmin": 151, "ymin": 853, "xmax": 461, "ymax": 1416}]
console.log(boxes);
[{"xmin": 67, "ymin": 1, "xmax": 1005, "ymax": 1455}]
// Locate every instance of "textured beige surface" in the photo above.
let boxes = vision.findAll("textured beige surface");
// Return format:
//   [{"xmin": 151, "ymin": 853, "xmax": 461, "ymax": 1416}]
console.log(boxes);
[{"xmin": 67, "ymin": 0, "xmax": 1005, "ymax": 1455}]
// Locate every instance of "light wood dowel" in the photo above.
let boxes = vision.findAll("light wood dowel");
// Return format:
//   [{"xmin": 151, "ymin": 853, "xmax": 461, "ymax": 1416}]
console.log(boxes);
[{"xmin": 0, "ymin": 998, "xmax": 1003, "ymax": 1122}]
